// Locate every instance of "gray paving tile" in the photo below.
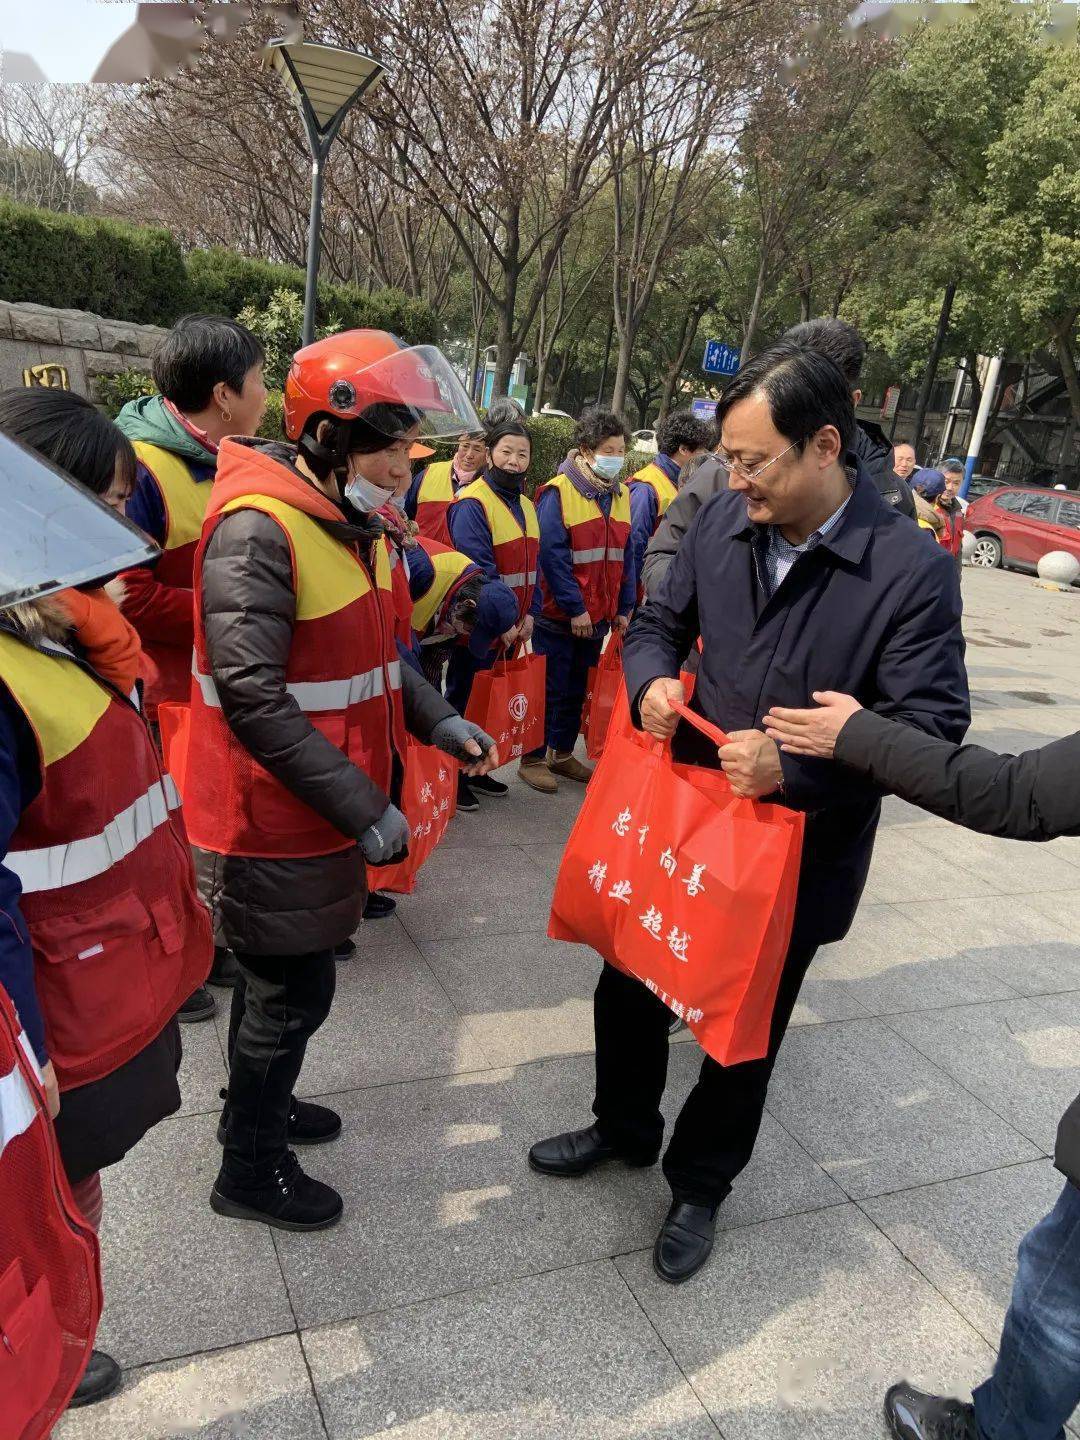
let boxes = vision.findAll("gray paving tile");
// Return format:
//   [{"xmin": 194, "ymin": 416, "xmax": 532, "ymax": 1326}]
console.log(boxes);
[
  {"xmin": 420, "ymin": 929, "xmax": 600, "ymax": 1066},
  {"xmin": 177, "ymin": 1005, "xmax": 228, "ymax": 1116},
  {"xmin": 1036, "ymin": 988, "xmax": 1080, "ymax": 1025},
  {"xmin": 887, "ymin": 999, "xmax": 1080, "ymax": 1152},
  {"xmin": 861, "ymin": 1160, "xmax": 1066, "ymax": 1342},
  {"xmin": 54, "ymin": 1334, "xmax": 324, "ymax": 1439},
  {"xmin": 812, "ymin": 904, "xmax": 1017, "ymax": 1017},
  {"xmin": 616, "ymin": 1204, "xmax": 994, "ymax": 1440},
  {"xmin": 439, "ymin": 772, "xmax": 587, "ymax": 849},
  {"xmin": 304, "ymin": 1262, "xmax": 720, "ymax": 1440},
  {"xmin": 861, "ymin": 829, "xmax": 996, "ymax": 903},
  {"xmin": 766, "ymin": 1018, "xmax": 1040, "ymax": 1199},
  {"xmin": 524, "ymin": 841, "xmax": 571, "ymax": 882},
  {"xmin": 395, "ymin": 842, "xmax": 557, "ymax": 941},
  {"xmin": 94, "ymin": 1113, "xmax": 294, "ymax": 1368},
  {"xmin": 914, "ymin": 825, "xmax": 1080, "ymax": 896},
  {"xmin": 897, "ymin": 895, "xmax": 1080, "ymax": 998}
]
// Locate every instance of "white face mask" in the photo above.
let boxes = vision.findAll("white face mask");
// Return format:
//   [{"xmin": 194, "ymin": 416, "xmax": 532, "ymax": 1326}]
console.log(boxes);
[
  {"xmin": 343, "ymin": 466, "xmax": 395, "ymax": 514},
  {"xmin": 591, "ymin": 454, "xmax": 624, "ymax": 481}
]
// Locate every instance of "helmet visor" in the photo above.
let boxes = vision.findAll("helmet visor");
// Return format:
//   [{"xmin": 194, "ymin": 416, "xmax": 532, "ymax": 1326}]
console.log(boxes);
[
  {"xmin": 0, "ymin": 431, "xmax": 159, "ymax": 608},
  {"xmin": 348, "ymin": 345, "xmax": 481, "ymax": 443}
]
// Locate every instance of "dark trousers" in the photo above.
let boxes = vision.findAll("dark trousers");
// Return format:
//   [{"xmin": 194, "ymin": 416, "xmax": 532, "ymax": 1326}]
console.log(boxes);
[
  {"xmin": 223, "ymin": 949, "xmax": 337, "ymax": 1185},
  {"xmin": 527, "ymin": 621, "xmax": 605, "ymax": 757},
  {"xmin": 592, "ymin": 937, "xmax": 818, "ymax": 1206},
  {"xmin": 444, "ymin": 645, "xmax": 493, "ymax": 716}
]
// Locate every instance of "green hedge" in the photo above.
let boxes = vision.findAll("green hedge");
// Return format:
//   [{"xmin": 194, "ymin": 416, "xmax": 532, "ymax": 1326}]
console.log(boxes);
[{"xmin": 0, "ymin": 199, "xmax": 438, "ymax": 343}]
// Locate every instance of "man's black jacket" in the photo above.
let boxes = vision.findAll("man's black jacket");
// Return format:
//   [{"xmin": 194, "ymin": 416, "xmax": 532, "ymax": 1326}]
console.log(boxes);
[
  {"xmin": 852, "ymin": 419, "xmax": 916, "ymax": 519},
  {"xmin": 623, "ymin": 461, "xmax": 970, "ymax": 948},
  {"xmin": 836, "ymin": 709, "xmax": 1080, "ymax": 1188}
]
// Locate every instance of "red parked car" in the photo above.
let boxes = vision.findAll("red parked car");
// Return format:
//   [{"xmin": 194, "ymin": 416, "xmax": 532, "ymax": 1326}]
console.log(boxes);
[{"xmin": 966, "ymin": 484, "xmax": 1080, "ymax": 572}]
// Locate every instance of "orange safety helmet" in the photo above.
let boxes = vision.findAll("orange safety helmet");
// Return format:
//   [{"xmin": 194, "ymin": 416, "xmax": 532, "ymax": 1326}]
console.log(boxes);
[{"xmin": 284, "ymin": 330, "xmax": 480, "ymax": 459}]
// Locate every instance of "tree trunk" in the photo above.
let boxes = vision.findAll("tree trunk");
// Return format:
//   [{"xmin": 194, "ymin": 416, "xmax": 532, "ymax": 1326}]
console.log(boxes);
[
  {"xmin": 1054, "ymin": 313, "xmax": 1080, "ymax": 433},
  {"xmin": 610, "ymin": 329, "xmax": 633, "ymax": 416},
  {"xmin": 741, "ymin": 256, "xmax": 768, "ymax": 363},
  {"xmin": 533, "ymin": 350, "xmax": 550, "ymax": 413},
  {"xmin": 911, "ymin": 281, "xmax": 956, "ymax": 454},
  {"xmin": 493, "ymin": 303, "xmax": 515, "ymax": 399},
  {"xmin": 466, "ymin": 327, "xmax": 483, "ymax": 405},
  {"xmin": 657, "ymin": 303, "xmax": 704, "ymax": 420}
]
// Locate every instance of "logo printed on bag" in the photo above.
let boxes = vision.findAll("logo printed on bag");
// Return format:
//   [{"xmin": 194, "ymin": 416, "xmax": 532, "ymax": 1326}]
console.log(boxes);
[{"xmin": 508, "ymin": 692, "xmax": 529, "ymax": 723}]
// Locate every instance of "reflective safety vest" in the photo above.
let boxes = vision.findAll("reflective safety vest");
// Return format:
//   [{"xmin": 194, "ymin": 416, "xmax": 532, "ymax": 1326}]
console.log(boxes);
[
  {"xmin": 384, "ymin": 535, "xmax": 415, "ymax": 646},
  {"xmin": 410, "ymin": 539, "xmax": 478, "ymax": 638},
  {"xmin": 130, "ymin": 441, "xmax": 215, "ymax": 708},
  {"xmin": 0, "ymin": 629, "xmax": 212, "ymax": 1091},
  {"xmin": 186, "ymin": 492, "xmax": 409, "ymax": 859},
  {"xmin": 412, "ymin": 460, "xmax": 458, "ymax": 545},
  {"xmin": 453, "ymin": 479, "xmax": 539, "ymax": 624},
  {"xmin": 630, "ymin": 460, "xmax": 679, "ymax": 524},
  {"xmin": 536, "ymin": 475, "xmax": 631, "ymax": 623},
  {"xmin": 0, "ymin": 987, "xmax": 102, "ymax": 1437}
]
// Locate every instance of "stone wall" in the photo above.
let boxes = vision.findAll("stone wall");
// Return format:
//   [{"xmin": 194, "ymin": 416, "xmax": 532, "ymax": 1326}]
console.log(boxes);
[{"xmin": 0, "ymin": 301, "xmax": 166, "ymax": 399}]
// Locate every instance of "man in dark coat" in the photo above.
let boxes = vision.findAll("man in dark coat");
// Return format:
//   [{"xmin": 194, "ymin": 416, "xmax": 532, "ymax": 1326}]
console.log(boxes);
[
  {"xmin": 529, "ymin": 342, "xmax": 970, "ymax": 1283},
  {"xmin": 762, "ymin": 693, "xmax": 1080, "ymax": 1440}
]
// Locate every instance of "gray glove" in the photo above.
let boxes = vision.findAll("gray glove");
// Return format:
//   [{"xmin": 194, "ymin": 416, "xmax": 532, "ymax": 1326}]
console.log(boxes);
[
  {"xmin": 360, "ymin": 803, "xmax": 410, "ymax": 866},
  {"xmin": 430, "ymin": 715, "xmax": 497, "ymax": 764}
]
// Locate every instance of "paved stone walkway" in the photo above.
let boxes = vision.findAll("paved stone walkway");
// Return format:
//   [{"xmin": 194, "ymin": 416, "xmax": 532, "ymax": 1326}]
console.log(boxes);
[{"xmin": 57, "ymin": 566, "xmax": 1080, "ymax": 1439}]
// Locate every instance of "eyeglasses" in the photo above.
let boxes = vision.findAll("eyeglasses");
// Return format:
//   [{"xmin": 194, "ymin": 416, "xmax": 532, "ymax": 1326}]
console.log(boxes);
[{"xmin": 717, "ymin": 439, "xmax": 799, "ymax": 483}]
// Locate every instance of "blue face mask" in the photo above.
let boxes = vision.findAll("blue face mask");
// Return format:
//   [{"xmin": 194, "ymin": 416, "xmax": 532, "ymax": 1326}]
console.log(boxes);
[{"xmin": 591, "ymin": 453, "xmax": 624, "ymax": 481}]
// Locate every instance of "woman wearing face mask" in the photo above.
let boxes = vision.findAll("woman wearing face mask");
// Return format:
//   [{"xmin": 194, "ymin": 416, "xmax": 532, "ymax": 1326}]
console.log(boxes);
[
  {"xmin": 520, "ymin": 408, "xmax": 636, "ymax": 794},
  {"xmin": 446, "ymin": 419, "xmax": 539, "ymax": 809},
  {"xmin": 183, "ymin": 330, "xmax": 498, "ymax": 1234}
]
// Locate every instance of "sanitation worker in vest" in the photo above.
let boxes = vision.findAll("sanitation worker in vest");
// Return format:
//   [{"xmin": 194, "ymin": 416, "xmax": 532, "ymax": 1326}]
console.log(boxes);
[
  {"xmin": 185, "ymin": 330, "xmax": 498, "ymax": 1233},
  {"xmin": 628, "ymin": 410, "xmax": 711, "ymax": 588},
  {"xmin": 118, "ymin": 314, "xmax": 267, "ymax": 1019},
  {"xmin": 403, "ymin": 428, "xmax": 487, "ymax": 544},
  {"xmin": 447, "ymin": 418, "xmax": 540, "ymax": 809},
  {"xmin": 519, "ymin": 408, "xmax": 637, "ymax": 793},
  {"xmin": 0, "ymin": 432, "xmax": 213, "ymax": 1408},
  {"xmin": 407, "ymin": 538, "xmax": 522, "ymax": 703}
]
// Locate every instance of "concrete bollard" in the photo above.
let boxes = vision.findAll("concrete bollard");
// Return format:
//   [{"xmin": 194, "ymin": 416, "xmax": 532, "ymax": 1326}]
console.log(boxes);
[{"xmin": 1035, "ymin": 550, "xmax": 1080, "ymax": 593}]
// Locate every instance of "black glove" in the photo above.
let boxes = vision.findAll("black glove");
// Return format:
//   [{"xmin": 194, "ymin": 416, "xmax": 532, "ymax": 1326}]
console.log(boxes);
[
  {"xmin": 430, "ymin": 715, "xmax": 497, "ymax": 764},
  {"xmin": 360, "ymin": 803, "xmax": 410, "ymax": 866}
]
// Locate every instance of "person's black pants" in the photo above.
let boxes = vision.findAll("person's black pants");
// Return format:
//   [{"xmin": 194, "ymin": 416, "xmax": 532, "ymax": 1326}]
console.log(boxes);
[
  {"xmin": 591, "ymin": 937, "xmax": 818, "ymax": 1206},
  {"xmin": 222, "ymin": 949, "xmax": 336, "ymax": 1185}
]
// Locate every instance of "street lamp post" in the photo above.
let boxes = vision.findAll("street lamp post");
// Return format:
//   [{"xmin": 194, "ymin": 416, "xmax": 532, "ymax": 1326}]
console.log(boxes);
[{"xmin": 263, "ymin": 39, "xmax": 385, "ymax": 347}]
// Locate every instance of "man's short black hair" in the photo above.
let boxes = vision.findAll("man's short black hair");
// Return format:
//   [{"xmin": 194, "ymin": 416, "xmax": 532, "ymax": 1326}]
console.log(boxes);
[
  {"xmin": 0, "ymin": 385, "xmax": 136, "ymax": 496},
  {"xmin": 576, "ymin": 407, "xmax": 629, "ymax": 452},
  {"xmin": 716, "ymin": 342, "xmax": 855, "ymax": 455},
  {"xmin": 152, "ymin": 314, "xmax": 264, "ymax": 412},
  {"xmin": 655, "ymin": 410, "xmax": 711, "ymax": 458},
  {"xmin": 782, "ymin": 318, "xmax": 867, "ymax": 390}
]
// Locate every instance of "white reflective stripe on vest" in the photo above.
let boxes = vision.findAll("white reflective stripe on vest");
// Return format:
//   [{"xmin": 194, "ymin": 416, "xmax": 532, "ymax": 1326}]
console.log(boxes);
[
  {"xmin": 193, "ymin": 660, "xmax": 402, "ymax": 712},
  {"xmin": 606, "ymin": 546, "xmax": 625, "ymax": 561},
  {"xmin": 8, "ymin": 776, "xmax": 182, "ymax": 894},
  {"xmin": 500, "ymin": 571, "xmax": 527, "ymax": 588},
  {"xmin": 0, "ymin": 1059, "xmax": 37, "ymax": 1158},
  {"xmin": 570, "ymin": 547, "xmax": 607, "ymax": 565}
]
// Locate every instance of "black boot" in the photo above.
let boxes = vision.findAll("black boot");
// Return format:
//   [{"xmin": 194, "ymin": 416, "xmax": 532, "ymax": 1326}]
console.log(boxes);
[
  {"xmin": 456, "ymin": 774, "xmax": 479, "ymax": 812},
  {"xmin": 178, "ymin": 985, "xmax": 216, "ymax": 1023},
  {"xmin": 210, "ymin": 1150, "xmax": 343, "ymax": 1232},
  {"xmin": 208, "ymin": 947, "xmax": 240, "ymax": 988},
  {"xmin": 469, "ymin": 773, "xmax": 509, "ymax": 797},
  {"xmin": 69, "ymin": 1349, "xmax": 121, "ymax": 1408},
  {"xmin": 884, "ymin": 1382, "xmax": 979, "ymax": 1440},
  {"xmin": 653, "ymin": 1201, "xmax": 718, "ymax": 1284},
  {"xmin": 333, "ymin": 937, "xmax": 357, "ymax": 960},
  {"xmin": 363, "ymin": 891, "xmax": 397, "ymax": 920},
  {"xmin": 217, "ymin": 1090, "xmax": 341, "ymax": 1147},
  {"xmin": 528, "ymin": 1123, "xmax": 656, "ymax": 1177}
]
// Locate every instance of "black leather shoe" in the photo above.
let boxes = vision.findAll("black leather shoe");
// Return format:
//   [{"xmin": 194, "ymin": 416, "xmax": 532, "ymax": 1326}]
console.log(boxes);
[
  {"xmin": 653, "ymin": 1201, "xmax": 718, "ymax": 1284},
  {"xmin": 456, "ymin": 775, "xmax": 479, "ymax": 812},
  {"xmin": 217, "ymin": 1091, "xmax": 342, "ymax": 1147},
  {"xmin": 469, "ymin": 773, "xmax": 509, "ymax": 797},
  {"xmin": 333, "ymin": 937, "xmax": 356, "ymax": 960},
  {"xmin": 69, "ymin": 1349, "xmax": 121, "ymax": 1408},
  {"xmin": 178, "ymin": 985, "xmax": 216, "ymax": 1023},
  {"xmin": 208, "ymin": 947, "xmax": 240, "ymax": 988},
  {"xmin": 528, "ymin": 1123, "xmax": 656, "ymax": 1177},
  {"xmin": 210, "ymin": 1150, "xmax": 343, "ymax": 1231},
  {"xmin": 884, "ymin": 1382, "xmax": 979, "ymax": 1440},
  {"xmin": 363, "ymin": 891, "xmax": 397, "ymax": 919}
]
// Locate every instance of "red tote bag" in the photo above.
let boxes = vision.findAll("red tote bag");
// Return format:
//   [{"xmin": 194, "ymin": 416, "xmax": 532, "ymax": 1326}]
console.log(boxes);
[
  {"xmin": 582, "ymin": 635, "xmax": 624, "ymax": 760},
  {"xmin": 549, "ymin": 701, "xmax": 804, "ymax": 1065},
  {"xmin": 368, "ymin": 740, "xmax": 458, "ymax": 895},
  {"xmin": 155, "ymin": 701, "xmax": 191, "ymax": 797},
  {"xmin": 465, "ymin": 646, "xmax": 546, "ymax": 761}
]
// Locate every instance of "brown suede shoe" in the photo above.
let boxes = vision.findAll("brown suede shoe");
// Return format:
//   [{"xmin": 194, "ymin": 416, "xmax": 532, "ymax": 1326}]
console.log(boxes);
[
  {"xmin": 548, "ymin": 750, "xmax": 593, "ymax": 783},
  {"xmin": 519, "ymin": 756, "xmax": 558, "ymax": 793}
]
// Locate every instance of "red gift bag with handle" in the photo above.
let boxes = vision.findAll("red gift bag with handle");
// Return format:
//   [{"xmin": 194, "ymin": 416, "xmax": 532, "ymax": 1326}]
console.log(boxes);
[
  {"xmin": 549, "ymin": 700, "xmax": 804, "ymax": 1065},
  {"xmin": 156, "ymin": 701, "xmax": 190, "ymax": 796},
  {"xmin": 368, "ymin": 740, "xmax": 457, "ymax": 895},
  {"xmin": 582, "ymin": 634, "xmax": 624, "ymax": 760},
  {"xmin": 464, "ymin": 645, "xmax": 546, "ymax": 761}
]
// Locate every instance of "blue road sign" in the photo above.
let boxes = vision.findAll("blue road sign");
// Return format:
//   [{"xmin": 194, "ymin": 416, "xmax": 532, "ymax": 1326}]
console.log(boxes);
[
  {"xmin": 690, "ymin": 397, "xmax": 717, "ymax": 421},
  {"xmin": 702, "ymin": 340, "xmax": 740, "ymax": 376}
]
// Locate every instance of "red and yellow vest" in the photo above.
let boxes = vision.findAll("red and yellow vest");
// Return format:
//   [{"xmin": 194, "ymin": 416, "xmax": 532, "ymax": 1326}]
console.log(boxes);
[
  {"xmin": 452, "ymin": 479, "xmax": 539, "ymax": 624},
  {"xmin": 630, "ymin": 460, "xmax": 679, "ymax": 524},
  {"xmin": 186, "ymin": 459, "xmax": 408, "ymax": 860},
  {"xmin": 412, "ymin": 460, "xmax": 458, "ymax": 545},
  {"xmin": 536, "ymin": 476, "xmax": 631, "ymax": 624},
  {"xmin": 0, "ymin": 629, "xmax": 211, "ymax": 1091},
  {"xmin": 410, "ymin": 539, "xmax": 479, "ymax": 638},
  {"xmin": 130, "ymin": 441, "xmax": 214, "ymax": 708},
  {"xmin": 384, "ymin": 535, "xmax": 416, "ymax": 647}
]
